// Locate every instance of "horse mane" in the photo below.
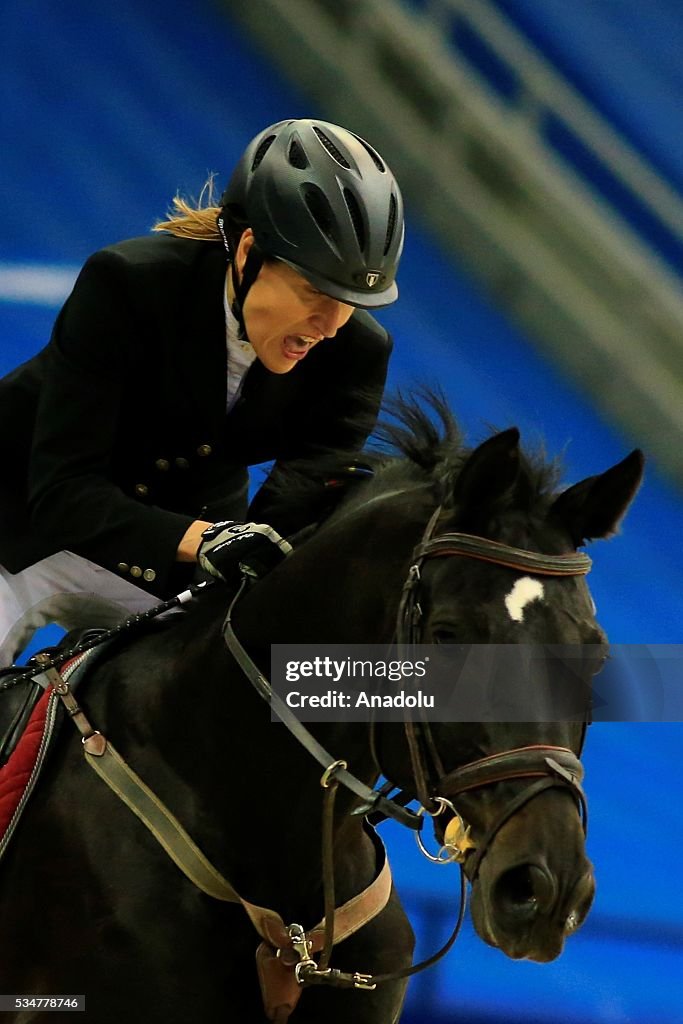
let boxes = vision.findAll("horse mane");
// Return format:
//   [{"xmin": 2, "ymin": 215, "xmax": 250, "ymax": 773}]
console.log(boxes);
[{"xmin": 255, "ymin": 388, "xmax": 564, "ymax": 532}]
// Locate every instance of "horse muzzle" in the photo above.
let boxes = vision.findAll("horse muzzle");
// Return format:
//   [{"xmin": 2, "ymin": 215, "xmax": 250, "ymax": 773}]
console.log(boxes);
[{"xmin": 471, "ymin": 846, "xmax": 595, "ymax": 961}]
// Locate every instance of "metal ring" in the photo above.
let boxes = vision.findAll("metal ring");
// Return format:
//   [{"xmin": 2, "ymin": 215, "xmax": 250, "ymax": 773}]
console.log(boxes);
[
  {"xmin": 320, "ymin": 759, "xmax": 348, "ymax": 788},
  {"xmin": 419, "ymin": 795, "xmax": 455, "ymax": 818},
  {"xmin": 414, "ymin": 797, "xmax": 464, "ymax": 865},
  {"xmin": 415, "ymin": 831, "xmax": 460, "ymax": 865}
]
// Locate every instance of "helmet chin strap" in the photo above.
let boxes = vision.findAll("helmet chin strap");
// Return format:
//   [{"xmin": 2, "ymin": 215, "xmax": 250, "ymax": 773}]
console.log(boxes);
[
  {"xmin": 230, "ymin": 243, "xmax": 264, "ymax": 340},
  {"xmin": 217, "ymin": 211, "xmax": 264, "ymax": 341}
]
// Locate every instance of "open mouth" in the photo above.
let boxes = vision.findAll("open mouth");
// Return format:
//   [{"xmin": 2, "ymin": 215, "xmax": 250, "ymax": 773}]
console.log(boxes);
[{"xmin": 283, "ymin": 335, "xmax": 320, "ymax": 359}]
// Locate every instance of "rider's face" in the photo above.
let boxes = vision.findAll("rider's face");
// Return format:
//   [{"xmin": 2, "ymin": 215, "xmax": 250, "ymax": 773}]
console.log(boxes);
[{"xmin": 234, "ymin": 230, "xmax": 354, "ymax": 374}]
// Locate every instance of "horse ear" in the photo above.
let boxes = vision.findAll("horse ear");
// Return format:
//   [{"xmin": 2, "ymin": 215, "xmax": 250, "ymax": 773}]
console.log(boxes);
[
  {"xmin": 549, "ymin": 450, "xmax": 645, "ymax": 546},
  {"xmin": 453, "ymin": 428, "xmax": 521, "ymax": 515}
]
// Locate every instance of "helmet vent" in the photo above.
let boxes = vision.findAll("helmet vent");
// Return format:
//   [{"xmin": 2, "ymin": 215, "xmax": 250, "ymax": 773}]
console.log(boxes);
[
  {"xmin": 384, "ymin": 194, "xmax": 397, "ymax": 255},
  {"xmin": 288, "ymin": 139, "xmax": 309, "ymax": 170},
  {"xmin": 303, "ymin": 185, "xmax": 337, "ymax": 242},
  {"xmin": 251, "ymin": 135, "xmax": 276, "ymax": 172},
  {"xmin": 313, "ymin": 126, "xmax": 351, "ymax": 168},
  {"xmin": 353, "ymin": 134, "xmax": 386, "ymax": 173},
  {"xmin": 344, "ymin": 188, "xmax": 366, "ymax": 253}
]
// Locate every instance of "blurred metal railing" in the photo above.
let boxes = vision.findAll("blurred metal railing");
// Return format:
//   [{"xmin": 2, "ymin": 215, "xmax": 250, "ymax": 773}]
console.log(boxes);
[
  {"xmin": 432, "ymin": 0, "xmax": 683, "ymax": 240},
  {"xmin": 222, "ymin": 0, "xmax": 683, "ymax": 484}
]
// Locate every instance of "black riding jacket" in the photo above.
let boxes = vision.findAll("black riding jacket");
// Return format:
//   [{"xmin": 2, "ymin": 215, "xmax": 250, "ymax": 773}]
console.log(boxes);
[{"xmin": 0, "ymin": 234, "xmax": 392, "ymax": 597}]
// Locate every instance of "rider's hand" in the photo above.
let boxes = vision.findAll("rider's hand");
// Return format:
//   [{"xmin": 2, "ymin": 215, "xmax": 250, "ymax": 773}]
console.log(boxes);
[{"xmin": 197, "ymin": 521, "xmax": 293, "ymax": 582}]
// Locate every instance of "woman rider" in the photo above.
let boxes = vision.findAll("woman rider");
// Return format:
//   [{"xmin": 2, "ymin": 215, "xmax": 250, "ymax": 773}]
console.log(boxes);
[{"xmin": 0, "ymin": 118, "xmax": 404, "ymax": 665}]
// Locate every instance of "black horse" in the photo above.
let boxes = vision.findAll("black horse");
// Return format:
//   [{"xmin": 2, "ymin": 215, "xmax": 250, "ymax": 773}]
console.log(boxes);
[{"xmin": 0, "ymin": 396, "xmax": 643, "ymax": 1023}]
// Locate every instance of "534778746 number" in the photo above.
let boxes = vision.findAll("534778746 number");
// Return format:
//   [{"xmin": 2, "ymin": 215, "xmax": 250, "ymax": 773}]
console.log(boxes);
[{"xmin": 0, "ymin": 996, "xmax": 84, "ymax": 1012}]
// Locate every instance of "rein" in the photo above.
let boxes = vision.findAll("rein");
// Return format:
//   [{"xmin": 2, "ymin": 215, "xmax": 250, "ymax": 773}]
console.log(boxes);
[{"xmin": 222, "ymin": 578, "xmax": 422, "ymax": 831}]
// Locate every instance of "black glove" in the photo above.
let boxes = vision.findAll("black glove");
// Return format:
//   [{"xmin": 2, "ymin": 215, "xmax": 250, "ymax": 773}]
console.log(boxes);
[{"xmin": 197, "ymin": 521, "xmax": 293, "ymax": 583}]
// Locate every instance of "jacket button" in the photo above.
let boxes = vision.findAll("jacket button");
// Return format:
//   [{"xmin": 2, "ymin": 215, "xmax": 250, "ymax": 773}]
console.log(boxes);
[
  {"xmin": 197, "ymin": 444, "xmax": 212, "ymax": 457},
  {"xmin": 130, "ymin": 566, "xmax": 143, "ymax": 578},
  {"xmin": 175, "ymin": 457, "xmax": 190, "ymax": 470},
  {"xmin": 143, "ymin": 568, "xmax": 156, "ymax": 582},
  {"xmin": 135, "ymin": 483, "xmax": 149, "ymax": 497},
  {"xmin": 155, "ymin": 458, "xmax": 170, "ymax": 472},
  {"xmin": 117, "ymin": 562, "xmax": 129, "ymax": 573}
]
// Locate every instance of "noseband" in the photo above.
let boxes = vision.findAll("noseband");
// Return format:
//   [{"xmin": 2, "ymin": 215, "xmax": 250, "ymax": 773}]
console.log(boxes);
[{"xmin": 395, "ymin": 508, "xmax": 592, "ymax": 877}]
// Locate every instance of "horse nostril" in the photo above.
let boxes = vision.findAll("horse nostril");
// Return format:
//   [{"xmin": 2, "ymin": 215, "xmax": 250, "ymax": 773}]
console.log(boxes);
[{"xmin": 494, "ymin": 864, "xmax": 556, "ymax": 919}]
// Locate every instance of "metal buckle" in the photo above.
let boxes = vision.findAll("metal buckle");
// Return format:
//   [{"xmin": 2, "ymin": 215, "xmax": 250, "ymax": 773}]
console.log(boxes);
[
  {"xmin": 286, "ymin": 923, "xmax": 318, "ymax": 985},
  {"xmin": 287, "ymin": 923, "xmax": 312, "ymax": 960},
  {"xmin": 285, "ymin": 923, "xmax": 377, "ymax": 990},
  {"xmin": 352, "ymin": 972, "xmax": 377, "ymax": 990}
]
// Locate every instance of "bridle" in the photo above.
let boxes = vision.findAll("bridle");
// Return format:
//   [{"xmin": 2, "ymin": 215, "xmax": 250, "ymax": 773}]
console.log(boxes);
[
  {"xmin": 394, "ymin": 507, "xmax": 592, "ymax": 880},
  {"xmin": 221, "ymin": 505, "xmax": 593, "ymax": 992}
]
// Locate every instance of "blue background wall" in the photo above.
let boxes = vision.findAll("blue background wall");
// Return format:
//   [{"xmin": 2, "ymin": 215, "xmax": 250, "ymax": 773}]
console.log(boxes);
[
  {"xmin": 407, "ymin": 0, "xmax": 683, "ymax": 276},
  {"xmin": 1, "ymin": 2, "xmax": 682, "ymax": 1020}
]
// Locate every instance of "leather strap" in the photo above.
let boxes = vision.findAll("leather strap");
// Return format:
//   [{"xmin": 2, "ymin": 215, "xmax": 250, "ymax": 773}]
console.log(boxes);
[
  {"xmin": 222, "ymin": 581, "xmax": 423, "ymax": 831},
  {"xmin": 84, "ymin": 733, "xmax": 392, "ymax": 1020},
  {"xmin": 247, "ymin": 835, "xmax": 392, "ymax": 1021},
  {"xmin": 242, "ymin": 836, "xmax": 392, "ymax": 954},
  {"xmin": 83, "ymin": 737, "xmax": 242, "ymax": 902},
  {"xmin": 416, "ymin": 532, "xmax": 593, "ymax": 576},
  {"xmin": 82, "ymin": 732, "xmax": 392, "ymax": 940},
  {"xmin": 438, "ymin": 744, "xmax": 584, "ymax": 796}
]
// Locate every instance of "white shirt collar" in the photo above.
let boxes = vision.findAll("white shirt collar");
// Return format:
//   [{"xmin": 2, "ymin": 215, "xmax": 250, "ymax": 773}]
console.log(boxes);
[{"xmin": 224, "ymin": 269, "xmax": 257, "ymax": 408}]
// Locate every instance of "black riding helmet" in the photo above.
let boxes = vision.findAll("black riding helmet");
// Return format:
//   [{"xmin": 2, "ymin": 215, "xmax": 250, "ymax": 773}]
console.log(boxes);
[{"xmin": 218, "ymin": 119, "xmax": 404, "ymax": 329}]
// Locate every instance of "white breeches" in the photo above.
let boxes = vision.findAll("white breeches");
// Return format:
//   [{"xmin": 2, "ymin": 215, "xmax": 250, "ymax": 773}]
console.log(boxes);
[{"xmin": 0, "ymin": 551, "xmax": 158, "ymax": 667}]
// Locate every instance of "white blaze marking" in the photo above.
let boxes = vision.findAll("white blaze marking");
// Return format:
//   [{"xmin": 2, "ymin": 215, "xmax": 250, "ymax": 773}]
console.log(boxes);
[{"xmin": 505, "ymin": 577, "xmax": 545, "ymax": 623}]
